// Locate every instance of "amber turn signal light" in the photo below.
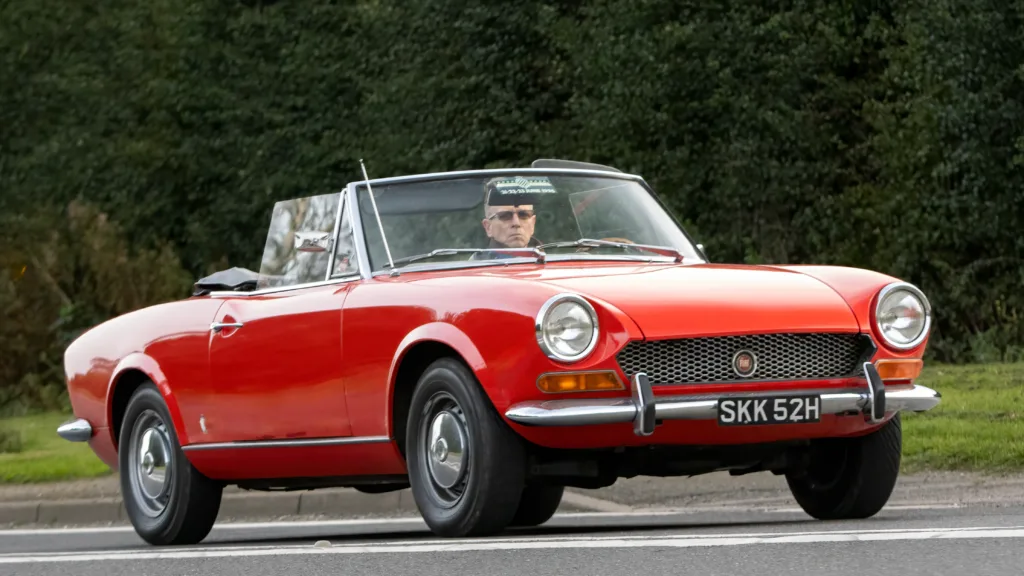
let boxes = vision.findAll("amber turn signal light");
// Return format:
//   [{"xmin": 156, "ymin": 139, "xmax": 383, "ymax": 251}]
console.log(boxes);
[
  {"xmin": 875, "ymin": 359, "xmax": 923, "ymax": 381},
  {"xmin": 537, "ymin": 371, "xmax": 625, "ymax": 393}
]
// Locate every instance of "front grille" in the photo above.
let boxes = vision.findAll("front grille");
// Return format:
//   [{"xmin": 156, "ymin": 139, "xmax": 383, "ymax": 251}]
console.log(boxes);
[{"xmin": 616, "ymin": 333, "xmax": 876, "ymax": 386}]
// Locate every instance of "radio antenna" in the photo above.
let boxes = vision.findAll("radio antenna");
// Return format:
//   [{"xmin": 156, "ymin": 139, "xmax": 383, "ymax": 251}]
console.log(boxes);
[{"xmin": 359, "ymin": 159, "xmax": 396, "ymax": 274}]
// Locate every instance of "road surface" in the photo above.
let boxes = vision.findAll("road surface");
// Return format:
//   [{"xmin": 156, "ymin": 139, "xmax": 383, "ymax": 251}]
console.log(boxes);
[{"xmin": 2, "ymin": 502, "xmax": 1023, "ymax": 576}]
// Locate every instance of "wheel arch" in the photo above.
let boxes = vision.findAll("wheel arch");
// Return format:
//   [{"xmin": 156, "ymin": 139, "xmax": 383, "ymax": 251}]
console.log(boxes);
[
  {"xmin": 108, "ymin": 353, "xmax": 188, "ymax": 451},
  {"xmin": 386, "ymin": 323, "xmax": 491, "ymax": 458}
]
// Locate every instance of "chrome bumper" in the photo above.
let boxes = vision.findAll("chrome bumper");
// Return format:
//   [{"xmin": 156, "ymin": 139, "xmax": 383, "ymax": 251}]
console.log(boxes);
[
  {"xmin": 56, "ymin": 418, "xmax": 93, "ymax": 442},
  {"xmin": 504, "ymin": 363, "xmax": 941, "ymax": 437}
]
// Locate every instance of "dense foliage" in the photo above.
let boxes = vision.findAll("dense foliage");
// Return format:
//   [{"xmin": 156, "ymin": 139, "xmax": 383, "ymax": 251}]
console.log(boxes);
[{"xmin": 2, "ymin": 0, "xmax": 1022, "ymax": 411}]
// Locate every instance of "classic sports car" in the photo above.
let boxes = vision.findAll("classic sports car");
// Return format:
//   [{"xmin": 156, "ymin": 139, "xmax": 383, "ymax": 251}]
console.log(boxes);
[{"xmin": 57, "ymin": 159, "xmax": 941, "ymax": 546}]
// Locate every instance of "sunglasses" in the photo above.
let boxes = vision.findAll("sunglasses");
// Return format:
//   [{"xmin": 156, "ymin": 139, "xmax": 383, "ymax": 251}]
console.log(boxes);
[{"xmin": 487, "ymin": 209, "xmax": 535, "ymax": 222}]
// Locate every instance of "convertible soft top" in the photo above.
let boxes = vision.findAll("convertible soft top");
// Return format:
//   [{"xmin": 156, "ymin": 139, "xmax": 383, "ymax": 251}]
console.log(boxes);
[{"xmin": 192, "ymin": 267, "xmax": 259, "ymax": 296}]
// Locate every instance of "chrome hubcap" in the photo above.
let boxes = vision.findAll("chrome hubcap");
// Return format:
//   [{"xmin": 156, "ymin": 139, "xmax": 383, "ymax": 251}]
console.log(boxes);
[
  {"xmin": 128, "ymin": 410, "xmax": 174, "ymax": 517},
  {"xmin": 418, "ymin": 391, "xmax": 471, "ymax": 507},
  {"xmin": 427, "ymin": 410, "xmax": 466, "ymax": 489},
  {"xmin": 137, "ymin": 427, "xmax": 169, "ymax": 499}
]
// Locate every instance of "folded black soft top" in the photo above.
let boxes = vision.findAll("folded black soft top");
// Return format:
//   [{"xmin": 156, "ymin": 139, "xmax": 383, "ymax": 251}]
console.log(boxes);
[{"xmin": 192, "ymin": 267, "xmax": 259, "ymax": 296}]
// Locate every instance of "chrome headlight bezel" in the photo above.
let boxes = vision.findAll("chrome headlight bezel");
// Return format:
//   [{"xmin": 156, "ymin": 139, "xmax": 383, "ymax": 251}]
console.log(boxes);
[
  {"xmin": 874, "ymin": 282, "xmax": 932, "ymax": 350},
  {"xmin": 535, "ymin": 293, "xmax": 600, "ymax": 363}
]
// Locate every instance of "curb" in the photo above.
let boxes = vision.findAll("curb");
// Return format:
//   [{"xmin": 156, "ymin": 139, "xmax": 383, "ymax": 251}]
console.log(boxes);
[{"xmin": 0, "ymin": 487, "xmax": 600, "ymax": 527}]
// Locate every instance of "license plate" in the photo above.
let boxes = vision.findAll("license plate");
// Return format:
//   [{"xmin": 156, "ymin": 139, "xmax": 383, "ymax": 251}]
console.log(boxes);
[{"xmin": 717, "ymin": 395, "xmax": 821, "ymax": 426}]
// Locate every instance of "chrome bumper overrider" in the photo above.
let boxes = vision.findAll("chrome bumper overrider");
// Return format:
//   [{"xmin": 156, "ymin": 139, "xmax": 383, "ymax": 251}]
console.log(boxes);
[
  {"xmin": 504, "ymin": 363, "xmax": 941, "ymax": 437},
  {"xmin": 56, "ymin": 418, "xmax": 93, "ymax": 442}
]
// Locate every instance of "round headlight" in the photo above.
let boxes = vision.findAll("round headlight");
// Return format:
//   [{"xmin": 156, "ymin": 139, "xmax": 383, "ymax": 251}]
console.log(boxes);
[
  {"xmin": 875, "ymin": 282, "xmax": 931, "ymax": 349},
  {"xmin": 536, "ymin": 294, "xmax": 599, "ymax": 362}
]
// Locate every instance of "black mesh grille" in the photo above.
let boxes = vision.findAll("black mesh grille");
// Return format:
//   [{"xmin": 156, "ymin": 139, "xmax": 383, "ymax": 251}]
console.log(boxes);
[{"xmin": 616, "ymin": 333, "xmax": 875, "ymax": 386}]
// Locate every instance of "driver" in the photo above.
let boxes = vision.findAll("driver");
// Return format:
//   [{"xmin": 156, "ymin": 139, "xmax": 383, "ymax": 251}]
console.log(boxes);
[{"xmin": 478, "ymin": 176, "xmax": 555, "ymax": 254}]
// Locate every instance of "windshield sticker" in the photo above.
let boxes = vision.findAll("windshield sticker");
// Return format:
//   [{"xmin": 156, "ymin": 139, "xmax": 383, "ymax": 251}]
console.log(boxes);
[{"xmin": 490, "ymin": 176, "xmax": 557, "ymax": 199}]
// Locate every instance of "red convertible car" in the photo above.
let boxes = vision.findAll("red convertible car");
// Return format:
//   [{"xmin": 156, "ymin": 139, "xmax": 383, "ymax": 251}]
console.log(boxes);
[{"xmin": 57, "ymin": 159, "xmax": 940, "ymax": 545}]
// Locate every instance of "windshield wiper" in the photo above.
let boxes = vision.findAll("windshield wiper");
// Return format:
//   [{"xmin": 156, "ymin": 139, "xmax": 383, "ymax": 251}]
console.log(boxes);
[
  {"xmin": 382, "ymin": 247, "xmax": 547, "ymax": 273},
  {"xmin": 537, "ymin": 239, "xmax": 684, "ymax": 262}
]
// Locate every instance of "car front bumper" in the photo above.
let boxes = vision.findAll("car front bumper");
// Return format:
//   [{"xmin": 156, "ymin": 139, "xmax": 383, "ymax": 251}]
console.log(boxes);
[
  {"xmin": 56, "ymin": 418, "xmax": 94, "ymax": 442},
  {"xmin": 504, "ymin": 362, "xmax": 941, "ymax": 437}
]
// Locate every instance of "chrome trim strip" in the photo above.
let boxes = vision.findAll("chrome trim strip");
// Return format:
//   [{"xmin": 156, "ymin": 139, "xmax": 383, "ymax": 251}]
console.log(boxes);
[
  {"xmin": 325, "ymin": 187, "xmax": 347, "ymax": 281},
  {"xmin": 366, "ymin": 254, "xmax": 684, "ymax": 277},
  {"xmin": 504, "ymin": 384, "xmax": 941, "ymax": 432},
  {"xmin": 181, "ymin": 435, "xmax": 391, "ymax": 451},
  {"xmin": 369, "ymin": 257, "xmax": 541, "ymax": 277},
  {"xmin": 56, "ymin": 418, "xmax": 93, "ymax": 442},
  {"xmin": 207, "ymin": 275, "xmax": 361, "ymax": 298},
  {"xmin": 347, "ymin": 167, "xmax": 645, "ymax": 188},
  {"xmin": 347, "ymin": 182, "xmax": 375, "ymax": 280}
]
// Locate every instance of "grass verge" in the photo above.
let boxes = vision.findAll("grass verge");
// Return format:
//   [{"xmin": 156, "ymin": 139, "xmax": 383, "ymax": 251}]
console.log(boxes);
[
  {"xmin": 0, "ymin": 361, "xmax": 1020, "ymax": 483},
  {"xmin": 901, "ymin": 361, "xmax": 1024, "ymax": 473},
  {"xmin": 0, "ymin": 412, "xmax": 112, "ymax": 484}
]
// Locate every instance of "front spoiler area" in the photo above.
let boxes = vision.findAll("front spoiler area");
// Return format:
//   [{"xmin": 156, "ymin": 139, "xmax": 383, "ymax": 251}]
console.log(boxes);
[{"xmin": 504, "ymin": 363, "xmax": 941, "ymax": 437}]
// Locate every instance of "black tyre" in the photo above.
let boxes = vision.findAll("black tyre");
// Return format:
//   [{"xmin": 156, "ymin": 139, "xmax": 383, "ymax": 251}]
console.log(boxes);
[
  {"xmin": 510, "ymin": 484, "xmax": 564, "ymax": 527},
  {"xmin": 405, "ymin": 357, "xmax": 527, "ymax": 537},
  {"xmin": 785, "ymin": 413, "xmax": 903, "ymax": 520},
  {"xmin": 118, "ymin": 382, "xmax": 223, "ymax": 545}
]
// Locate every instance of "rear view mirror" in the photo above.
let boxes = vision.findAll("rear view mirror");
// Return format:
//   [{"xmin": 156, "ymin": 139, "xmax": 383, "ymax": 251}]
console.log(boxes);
[{"xmin": 295, "ymin": 231, "xmax": 333, "ymax": 253}]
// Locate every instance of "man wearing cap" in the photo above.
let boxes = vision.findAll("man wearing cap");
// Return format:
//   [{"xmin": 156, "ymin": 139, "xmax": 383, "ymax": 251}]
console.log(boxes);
[{"xmin": 474, "ymin": 176, "xmax": 556, "ymax": 259}]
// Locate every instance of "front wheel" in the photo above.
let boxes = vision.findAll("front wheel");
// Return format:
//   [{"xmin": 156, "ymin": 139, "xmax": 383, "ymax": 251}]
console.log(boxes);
[
  {"xmin": 785, "ymin": 413, "xmax": 903, "ymax": 520},
  {"xmin": 405, "ymin": 357, "xmax": 528, "ymax": 537},
  {"xmin": 119, "ymin": 382, "xmax": 223, "ymax": 545}
]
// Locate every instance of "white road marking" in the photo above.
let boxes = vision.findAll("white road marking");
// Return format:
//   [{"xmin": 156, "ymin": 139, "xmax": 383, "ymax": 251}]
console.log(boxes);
[
  {"xmin": 1, "ymin": 525, "xmax": 1022, "ymax": 563},
  {"xmin": 0, "ymin": 503, "xmax": 969, "ymax": 536},
  {"xmin": 764, "ymin": 503, "xmax": 964, "ymax": 513},
  {"xmin": 0, "ymin": 510, "xmax": 701, "ymax": 536}
]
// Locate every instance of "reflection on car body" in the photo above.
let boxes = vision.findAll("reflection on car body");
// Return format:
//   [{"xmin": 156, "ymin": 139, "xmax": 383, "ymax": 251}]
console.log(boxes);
[{"xmin": 55, "ymin": 158, "xmax": 940, "ymax": 546}]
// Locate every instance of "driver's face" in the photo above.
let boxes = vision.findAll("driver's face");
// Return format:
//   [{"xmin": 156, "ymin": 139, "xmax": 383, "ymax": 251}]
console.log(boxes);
[{"xmin": 482, "ymin": 205, "xmax": 536, "ymax": 248}]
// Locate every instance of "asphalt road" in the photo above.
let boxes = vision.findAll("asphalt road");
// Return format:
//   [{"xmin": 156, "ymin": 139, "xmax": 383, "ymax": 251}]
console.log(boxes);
[{"xmin": 2, "ymin": 503, "xmax": 1023, "ymax": 576}]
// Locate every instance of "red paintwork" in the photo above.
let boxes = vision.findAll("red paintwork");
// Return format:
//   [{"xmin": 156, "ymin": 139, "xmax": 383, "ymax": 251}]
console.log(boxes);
[
  {"xmin": 62, "ymin": 260, "xmax": 928, "ymax": 481},
  {"xmin": 200, "ymin": 283, "xmax": 355, "ymax": 444},
  {"xmin": 184, "ymin": 442, "xmax": 407, "ymax": 480}
]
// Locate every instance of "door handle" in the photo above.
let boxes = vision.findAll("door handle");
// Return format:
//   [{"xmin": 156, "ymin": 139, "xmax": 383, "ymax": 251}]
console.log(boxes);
[{"xmin": 211, "ymin": 321, "xmax": 244, "ymax": 333}]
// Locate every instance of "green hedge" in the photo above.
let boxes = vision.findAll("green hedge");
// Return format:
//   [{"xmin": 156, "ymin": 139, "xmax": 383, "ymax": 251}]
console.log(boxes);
[{"xmin": 2, "ymin": 0, "xmax": 1023, "ymax": 408}]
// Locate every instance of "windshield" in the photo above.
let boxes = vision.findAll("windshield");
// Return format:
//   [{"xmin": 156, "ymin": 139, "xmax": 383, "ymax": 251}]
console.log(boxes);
[{"xmin": 354, "ymin": 172, "xmax": 703, "ymax": 273}]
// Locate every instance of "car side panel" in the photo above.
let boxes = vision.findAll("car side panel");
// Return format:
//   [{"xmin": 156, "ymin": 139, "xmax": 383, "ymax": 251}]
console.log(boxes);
[{"xmin": 62, "ymin": 297, "xmax": 226, "ymax": 468}]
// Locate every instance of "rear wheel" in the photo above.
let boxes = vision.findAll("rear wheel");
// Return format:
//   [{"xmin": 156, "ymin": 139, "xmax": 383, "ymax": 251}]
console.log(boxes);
[
  {"xmin": 405, "ymin": 357, "xmax": 527, "ymax": 537},
  {"xmin": 510, "ymin": 484, "xmax": 564, "ymax": 527},
  {"xmin": 785, "ymin": 414, "xmax": 902, "ymax": 520},
  {"xmin": 119, "ymin": 382, "xmax": 223, "ymax": 545}
]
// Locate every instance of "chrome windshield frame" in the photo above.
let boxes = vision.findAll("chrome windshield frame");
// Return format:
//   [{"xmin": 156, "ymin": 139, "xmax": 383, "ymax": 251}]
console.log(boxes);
[{"xmin": 345, "ymin": 167, "xmax": 706, "ymax": 279}]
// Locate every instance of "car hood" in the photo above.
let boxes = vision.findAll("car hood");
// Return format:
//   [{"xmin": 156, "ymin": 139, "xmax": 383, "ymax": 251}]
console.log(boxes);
[{"xmin": 530, "ymin": 263, "xmax": 861, "ymax": 339}]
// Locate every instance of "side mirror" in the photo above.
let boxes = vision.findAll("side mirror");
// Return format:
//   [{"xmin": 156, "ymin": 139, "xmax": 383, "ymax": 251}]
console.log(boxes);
[{"xmin": 295, "ymin": 231, "xmax": 334, "ymax": 253}]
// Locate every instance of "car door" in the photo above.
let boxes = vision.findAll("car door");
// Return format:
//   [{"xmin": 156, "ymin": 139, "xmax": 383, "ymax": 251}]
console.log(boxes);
[{"xmin": 198, "ymin": 190, "xmax": 362, "ymax": 445}]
